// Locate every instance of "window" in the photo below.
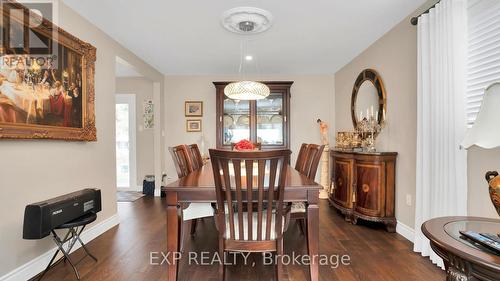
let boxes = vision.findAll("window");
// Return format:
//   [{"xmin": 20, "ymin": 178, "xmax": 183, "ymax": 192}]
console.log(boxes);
[
  {"xmin": 466, "ymin": 0, "xmax": 500, "ymax": 126},
  {"xmin": 115, "ymin": 94, "xmax": 137, "ymax": 190}
]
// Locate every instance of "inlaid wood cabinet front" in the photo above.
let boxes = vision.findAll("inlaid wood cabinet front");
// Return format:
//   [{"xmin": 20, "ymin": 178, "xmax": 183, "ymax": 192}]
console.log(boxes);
[
  {"xmin": 331, "ymin": 157, "xmax": 354, "ymax": 220},
  {"xmin": 355, "ymin": 163, "xmax": 383, "ymax": 217},
  {"xmin": 329, "ymin": 150, "xmax": 397, "ymax": 232}
]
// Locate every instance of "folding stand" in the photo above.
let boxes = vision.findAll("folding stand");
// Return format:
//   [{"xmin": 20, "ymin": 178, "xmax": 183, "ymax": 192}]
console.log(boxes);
[{"xmin": 38, "ymin": 212, "xmax": 98, "ymax": 280}]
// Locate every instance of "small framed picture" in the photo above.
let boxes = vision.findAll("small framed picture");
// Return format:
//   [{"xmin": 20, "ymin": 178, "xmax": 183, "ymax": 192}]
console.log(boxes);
[
  {"xmin": 185, "ymin": 101, "xmax": 203, "ymax": 117},
  {"xmin": 186, "ymin": 119, "xmax": 202, "ymax": 132}
]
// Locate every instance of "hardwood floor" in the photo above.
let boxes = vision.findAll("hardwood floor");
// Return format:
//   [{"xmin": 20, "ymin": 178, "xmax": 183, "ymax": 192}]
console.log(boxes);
[{"xmin": 35, "ymin": 197, "xmax": 445, "ymax": 281}]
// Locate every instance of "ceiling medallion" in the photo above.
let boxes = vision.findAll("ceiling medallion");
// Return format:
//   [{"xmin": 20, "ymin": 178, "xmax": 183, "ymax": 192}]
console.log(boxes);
[{"xmin": 221, "ymin": 7, "xmax": 273, "ymax": 35}]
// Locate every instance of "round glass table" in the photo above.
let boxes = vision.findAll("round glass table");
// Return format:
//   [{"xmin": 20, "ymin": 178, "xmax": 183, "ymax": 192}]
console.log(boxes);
[
  {"xmin": 444, "ymin": 219, "xmax": 500, "ymax": 255},
  {"xmin": 422, "ymin": 216, "xmax": 500, "ymax": 281}
]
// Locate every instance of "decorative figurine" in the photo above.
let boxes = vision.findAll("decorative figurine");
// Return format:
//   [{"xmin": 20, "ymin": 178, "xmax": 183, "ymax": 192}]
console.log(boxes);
[
  {"xmin": 317, "ymin": 119, "xmax": 330, "ymax": 199},
  {"xmin": 317, "ymin": 119, "xmax": 329, "ymax": 145}
]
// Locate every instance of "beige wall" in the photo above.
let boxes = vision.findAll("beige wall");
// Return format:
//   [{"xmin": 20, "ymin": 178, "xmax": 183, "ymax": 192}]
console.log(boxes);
[
  {"xmin": 163, "ymin": 75, "xmax": 335, "ymax": 181},
  {"xmin": 335, "ymin": 0, "xmax": 499, "ymax": 232},
  {"xmin": 0, "ymin": 2, "xmax": 163, "ymax": 277},
  {"xmin": 335, "ymin": 18, "xmax": 418, "ymax": 228},
  {"xmin": 116, "ymin": 77, "xmax": 155, "ymax": 187}
]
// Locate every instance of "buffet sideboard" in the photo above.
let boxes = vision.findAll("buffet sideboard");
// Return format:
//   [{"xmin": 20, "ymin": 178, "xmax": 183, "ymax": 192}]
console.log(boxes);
[{"xmin": 329, "ymin": 150, "xmax": 398, "ymax": 232}]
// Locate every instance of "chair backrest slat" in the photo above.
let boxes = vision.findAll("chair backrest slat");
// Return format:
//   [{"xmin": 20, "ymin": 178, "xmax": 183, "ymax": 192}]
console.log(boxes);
[
  {"xmin": 210, "ymin": 149, "xmax": 290, "ymax": 242},
  {"xmin": 257, "ymin": 159, "xmax": 265, "ymax": 241},
  {"xmin": 266, "ymin": 158, "xmax": 278, "ymax": 240},
  {"xmin": 220, "ymin": 159, "xmax": 235, "ymax": 239},
  {"xmin": 212, "ymin": 155, "xmax": 225, "ymax": 238},
  {"xmin": 233, "ymin": 159, "xmax": 244, "ymax": 240},
  {"xmin": 245, "ymin": 159, "xmax": 253, "ymax": 240}
]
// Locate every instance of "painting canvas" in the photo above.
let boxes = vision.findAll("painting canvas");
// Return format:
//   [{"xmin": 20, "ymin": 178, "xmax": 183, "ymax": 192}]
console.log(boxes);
[
  {"xmin": 0, "ymin": 1, "xmax": 96, "ymax": 140},
  {"xmin": 185, "ymin": 101, "xmax": 203, "ymax": 117},
  {"xmin": 0, "ymin": 46, "xmax": 84, "ymax": 127},
  {"xmin": 143, "ymin": 99, "xmax": 154, "ymax": 129},
  {"xmin": 186, "ymin": 119, "xmax": 201, "ymax": 132}
]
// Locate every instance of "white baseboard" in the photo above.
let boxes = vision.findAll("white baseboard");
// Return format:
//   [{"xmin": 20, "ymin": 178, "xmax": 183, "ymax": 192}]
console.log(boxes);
[
  {"xmin": 396, "ymin": 220, "xmax": 415, "ymax": 242},
  {"xmin": 0, "ymin": 214, "xmax": 120, "ymax": 281}
]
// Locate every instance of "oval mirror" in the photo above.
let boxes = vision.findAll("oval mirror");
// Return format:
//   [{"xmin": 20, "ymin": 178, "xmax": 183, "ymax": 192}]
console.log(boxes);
[{"xmin": 351, "ymin": 69, "xmax": 386, "ymax": 129}]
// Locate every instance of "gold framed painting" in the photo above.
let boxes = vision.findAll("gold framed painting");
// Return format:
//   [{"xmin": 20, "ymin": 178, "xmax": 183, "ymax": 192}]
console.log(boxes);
[
  {"xmin": 0, "ymin": 1, "xmax": 97, "ymax": 141},
  {"xmin": 186, "ymin": 119, "xmax": 202, "ymax": 132},
  {"xmin": 185, "ymin": 101, "xmax": 203, "ymax": 117}
]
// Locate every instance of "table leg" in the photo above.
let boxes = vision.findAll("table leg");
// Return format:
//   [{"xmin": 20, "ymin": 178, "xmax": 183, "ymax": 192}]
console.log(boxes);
[
  {"xmin": 166, "ymin": 191, "xmax": 179, "ymax": 281},
  {"xmin": 307, "ymin": 190, "xmax": 319, "ymax": 281}
]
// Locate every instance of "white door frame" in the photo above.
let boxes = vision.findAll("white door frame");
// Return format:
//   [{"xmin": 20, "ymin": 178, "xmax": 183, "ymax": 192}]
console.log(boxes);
[
  {"xmin": 115, "ymin": 93, "xmax": 138, "ymax": 191},
  {"xmin": 153, "ymin": 82, "xmax": 162, "ymax": 196}
]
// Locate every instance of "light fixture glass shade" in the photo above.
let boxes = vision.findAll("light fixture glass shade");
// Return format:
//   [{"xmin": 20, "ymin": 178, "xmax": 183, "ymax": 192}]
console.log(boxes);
[
  {"xmin": 224, "ymin": 81, "xmax": 270, "ymax": 100},
  {"xmin": 461, "ymin": 83, "xmax": 500, "ymax": 149}
]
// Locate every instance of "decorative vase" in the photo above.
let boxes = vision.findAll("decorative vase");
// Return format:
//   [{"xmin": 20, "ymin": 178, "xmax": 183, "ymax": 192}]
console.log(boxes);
[{"xmin": 485, "ymin": 171, "xmax": 500, "ymax": 216}]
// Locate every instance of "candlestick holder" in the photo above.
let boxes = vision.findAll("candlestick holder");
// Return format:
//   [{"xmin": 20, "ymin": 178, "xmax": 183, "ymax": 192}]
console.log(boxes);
[{"xmin": 356, "ymin": 115, "xmax": 385, "ymax": 152}]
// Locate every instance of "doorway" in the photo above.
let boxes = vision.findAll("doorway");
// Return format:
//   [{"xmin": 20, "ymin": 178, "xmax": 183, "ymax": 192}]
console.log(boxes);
[{"xmin": 115, "ymin": 94, "xmax": 137, "ymax": 191}]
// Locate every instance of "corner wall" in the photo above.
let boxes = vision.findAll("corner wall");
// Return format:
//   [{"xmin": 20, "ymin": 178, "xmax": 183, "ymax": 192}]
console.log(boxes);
[
  {"xmin": 334, "ymin": 17, "xmax": 419, "ymax": 229},
  {"xmin": 0, "ymin": 2, "xmax": 163, "ymax": 278}
]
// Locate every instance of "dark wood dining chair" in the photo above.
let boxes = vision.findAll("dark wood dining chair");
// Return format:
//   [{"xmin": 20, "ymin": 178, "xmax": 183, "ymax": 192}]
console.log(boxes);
[
  {"xmin": 187, "ymin": 144, "xmax": 204, "ymax": 170},
  {"xmin": 291, "ymin": 144, "xmax": 325, "ymax": 234},
  {"xmin": 230, "ymin": 142, "xmax": 262, "ymax": 151},
  {"xmin": 296, "ymin": 144, "xmax": 325, "ymax": 180},
  {"xmin": 169, "ymin": 145, "xmax": 214, "ymax": 249},
  {"xmin": 169, "ymin": 145, "xmax": 194, "ymax": 178},
  {"xmin": 294, "ymin": 143, "xmax": 308, "ymax": 171},
  {"xmin": 209, "ymin": 149, "xmax": 291, "ymax": 281}
]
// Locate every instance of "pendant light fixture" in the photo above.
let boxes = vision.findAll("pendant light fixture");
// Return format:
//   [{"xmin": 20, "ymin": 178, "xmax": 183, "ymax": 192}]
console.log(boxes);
[
  {"xmin": 221, "ymin": 7, "xmax": 272, "ymax": 100},
  {"xmin": 224, "ymin": 80, "xmax": 270, "ymax": 100}
]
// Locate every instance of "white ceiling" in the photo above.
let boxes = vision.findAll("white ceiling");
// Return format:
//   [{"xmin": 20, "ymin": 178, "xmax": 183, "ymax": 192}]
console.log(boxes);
[
  {"xmin": 63, "ymin": 0, "xmax": 426, "ymax": 75},
  {"xmin": 115, "ymin": 56, "xmax": 143, "ymax": 77}
]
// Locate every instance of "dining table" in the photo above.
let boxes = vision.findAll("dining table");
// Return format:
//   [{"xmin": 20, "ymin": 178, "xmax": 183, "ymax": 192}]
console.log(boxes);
[{"xmin": 164, "ymin": 161, "xmax": 322, "ymax": 281}]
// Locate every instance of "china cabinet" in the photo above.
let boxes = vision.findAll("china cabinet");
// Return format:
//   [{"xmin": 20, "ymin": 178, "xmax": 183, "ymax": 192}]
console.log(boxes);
[{"xmin": 213, "ymin": 81, "xmax": 292, "ymax": 150}]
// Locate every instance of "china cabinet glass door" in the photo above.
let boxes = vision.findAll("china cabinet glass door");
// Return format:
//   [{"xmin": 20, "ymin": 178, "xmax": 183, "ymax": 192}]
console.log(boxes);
[
  {"xmin": 215, "ymin": 81, "xmax": 292, "ymax": 149},
  {"xmin": 256, "ymin": 93, "xmax": 284, "ymax": 146},
  {"xmin": 223, "ymin": 98, "xmax": 250, "ymax": 145}
]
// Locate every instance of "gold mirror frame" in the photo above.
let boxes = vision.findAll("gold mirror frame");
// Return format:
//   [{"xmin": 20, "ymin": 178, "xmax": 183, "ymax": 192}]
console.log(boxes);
[
  {"xmin": 0, "ymin": 1, "xmax": 96, "ymax": 141},
  {"xmin": 351, "ymin": 69, "xmax": 386, "ymax": 129}
]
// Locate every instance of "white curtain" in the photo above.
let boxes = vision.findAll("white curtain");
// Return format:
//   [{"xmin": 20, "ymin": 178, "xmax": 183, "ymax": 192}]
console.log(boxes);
[{"xmin": 414, "ymin": 0, "xmax": 468, "ymax": 268}]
